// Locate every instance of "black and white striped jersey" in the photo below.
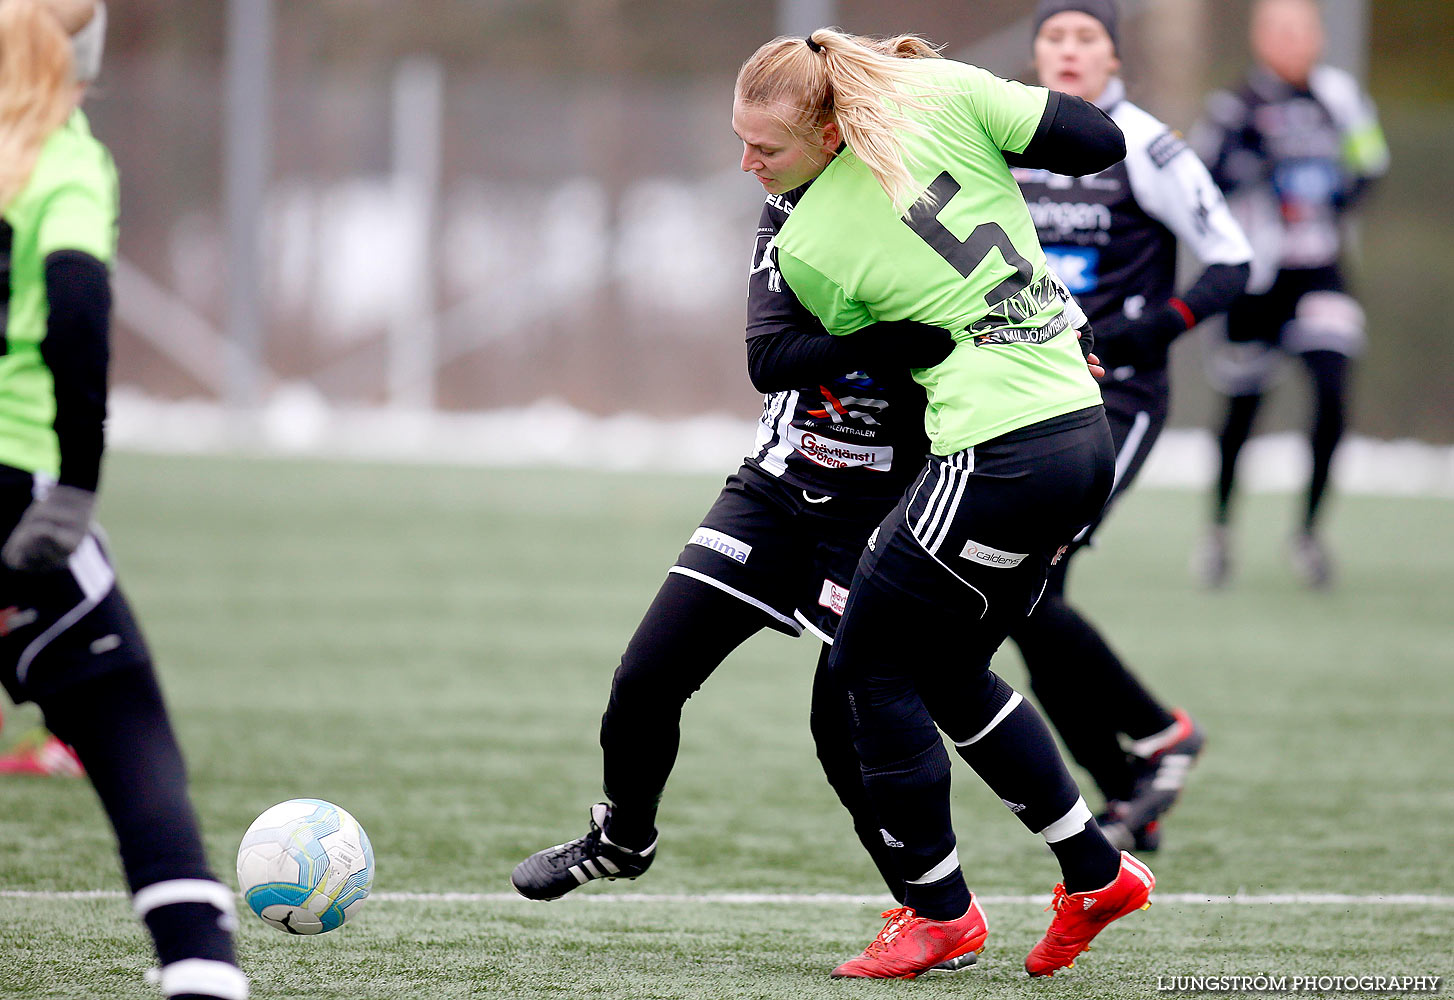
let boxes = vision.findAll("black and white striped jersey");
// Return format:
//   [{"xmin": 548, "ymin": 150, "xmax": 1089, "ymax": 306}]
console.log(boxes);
[
  {"xmin": 1191, "ymin": 64, "xmax": 1388, "ymax": 287},
  {"xmin": 744, "ymin": 188, "xmax": 929, "ymax": 501},
  {"xmin": 1014, "ymin": 78, "xmax": 1251, "ymax": 328}
]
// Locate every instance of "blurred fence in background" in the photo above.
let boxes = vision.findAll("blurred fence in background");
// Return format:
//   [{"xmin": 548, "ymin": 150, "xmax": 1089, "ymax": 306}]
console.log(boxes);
[{"xmin": 88, "ymin": 1, "xmax": 1453, "ymax": 452}]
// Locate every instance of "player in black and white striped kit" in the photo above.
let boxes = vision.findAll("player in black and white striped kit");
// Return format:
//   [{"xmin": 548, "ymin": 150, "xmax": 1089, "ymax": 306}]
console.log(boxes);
[
  {"xmin": 1190, "ymin": 0, "xmax": 1389, "ymax": 588},
  {"xmin": 511, "ymin": 175, "xmax": 957, "ymax": 904},
  {"xmin": 1009, "ymin": 0, "xmax": 1254, "ymax": 851}
]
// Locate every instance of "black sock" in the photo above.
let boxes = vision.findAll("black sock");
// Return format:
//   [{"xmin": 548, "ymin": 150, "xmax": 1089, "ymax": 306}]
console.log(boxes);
[
  {"xmin": 904, "ymin": 869, "xmax": 972, "ymax": 922},
  {"xmin": 41, "ymin": 663, "xmax": 240, "ymax": 979},
  {"xmin": 1015, "ymin": 595, "xmax": 1173, "ymax": 802},
  {"xmin": 1048, "ymin": 820, "xmax": 1121, "ymax": 895},
  {"xmin": 948, "ymin": 678, "xmax": 1083, "ymax": 835},
  {"xmin": 1216, "ymin": 392, "xmax": 1262, "ymax": 524},
  {"xmin": 809, "ymin": 644, "xmax": 905, "ymax": 903},
  {"xmin": 860, "ymin": 740, "xmax": 961, "ymax": 913},
  {"xmin": 1302, "ymin": 350, "xmax": 1349, "ymax": 532},
  {"xmin": 598, "ymin": 573, "xmax": 767, "ymax": 849}
]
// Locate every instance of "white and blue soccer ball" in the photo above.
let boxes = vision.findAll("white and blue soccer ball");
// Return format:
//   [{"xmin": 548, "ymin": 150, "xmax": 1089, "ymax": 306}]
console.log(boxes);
[{"xmin": 235, "ymin": 798, "xmax": 375, "ymax": 935}]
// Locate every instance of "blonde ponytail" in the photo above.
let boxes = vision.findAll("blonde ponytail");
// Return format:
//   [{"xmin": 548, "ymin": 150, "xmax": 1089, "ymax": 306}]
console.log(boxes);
[
  {"xmin": 735, "ymin": 27, "xmax": 942, "ymax": 210},
  {"xmin": 0, "ymin": 0, "xmax": 77, "ymax": 208}
]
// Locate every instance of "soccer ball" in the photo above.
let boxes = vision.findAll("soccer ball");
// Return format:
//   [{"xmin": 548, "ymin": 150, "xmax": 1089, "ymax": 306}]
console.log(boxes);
[{"xmin": 235, "ymin": 798, "xmax": 375, "ymax": 934}]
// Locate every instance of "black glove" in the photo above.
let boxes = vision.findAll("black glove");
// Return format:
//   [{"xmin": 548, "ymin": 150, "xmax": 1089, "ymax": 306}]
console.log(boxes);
[
  {"xmin": 852, "ymin": 320, "xmax": 957, "ymax": 370},
  {"xmin": 2, "ymin": 484, "xmax": 96, "ymax": 573},
  {"xmin": 1093, "ymin": 304, "xmax": 1188, "ymax": 373}
]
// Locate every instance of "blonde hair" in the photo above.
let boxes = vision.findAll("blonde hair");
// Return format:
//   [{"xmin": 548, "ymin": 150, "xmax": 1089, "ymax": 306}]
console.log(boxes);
[
  {"xmin": 735, "ymin": 27, "xmax": 942, "ymax": 210},
  {"xmin": 0, "ymin": 0, "xmax": 81, "ymax": 208}
]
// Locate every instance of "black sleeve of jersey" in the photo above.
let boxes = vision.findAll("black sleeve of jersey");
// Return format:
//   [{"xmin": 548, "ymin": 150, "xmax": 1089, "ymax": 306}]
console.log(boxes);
[
  {"xmin": 747, "ymin": 329, "xmax": 869, "ymax": 393},
  {"xmin": 1179, "ymin": 261, "xmax": 1251, "ymax": 324},
  {"xmin": 1002, "ymin": 91, "xmax": 1125, "ymax": 176},
  {"xmin": 40, "ymin": 250, "xmax": 111, "ymax": 492},
  {"xmin": 747, "ymin": 322, "xmax": 956, "ymax": 393}
]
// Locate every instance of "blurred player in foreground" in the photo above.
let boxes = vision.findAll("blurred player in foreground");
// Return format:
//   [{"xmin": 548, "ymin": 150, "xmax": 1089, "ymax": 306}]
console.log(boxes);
[
  {"xmin": 1008, "ymin": 0, "xmax": 1249, "ymax": 850},
  {"xmin": 1191, "ymin": 0, "xmax": 1388, "ymax": 588},
  {"xmin": 0, "ymin": 2, "xmax": 247, "ymax": 997}
]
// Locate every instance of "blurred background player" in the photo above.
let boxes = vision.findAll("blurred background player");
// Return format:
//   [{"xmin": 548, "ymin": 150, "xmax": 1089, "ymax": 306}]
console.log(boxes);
[
  {"xmin": 735, "ymin": 27, "xmax": 1154, "ymax": 980},
  {"xmin": 0, "ymin": 2, "xmax": 247, "ymax": 997},
  {"xmin": 1007, "ymin": 0, "xmax": 1251, "ymax": 850},
  {"xmin": 1191, "ymin": 0, "xmax": 1389, "ymax": 588}
]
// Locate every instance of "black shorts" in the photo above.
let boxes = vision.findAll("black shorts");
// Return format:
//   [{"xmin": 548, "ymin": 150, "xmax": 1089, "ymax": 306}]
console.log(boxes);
[
  {"xmin": 0, "ymin": 468, "xmax": 149, "ymax": 705},
  {"xmin": 670, "ymin": 465, "xmax": 904, "ymax": 641},
  {"xmin": 850, "ymin": 407, "xmax": 1115, "ymax": 638},
  {"xmin": 1072, "ymin": 368, "xmax": 1170, "ymax": 549},
  {"xmin": 1227, "ymin": 266, "xmax": 1345, "ymax": 346}
]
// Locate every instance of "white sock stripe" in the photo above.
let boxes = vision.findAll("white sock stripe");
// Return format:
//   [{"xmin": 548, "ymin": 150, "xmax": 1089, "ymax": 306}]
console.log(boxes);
[
  {"xmin": 953, "ymin": 692, "xmax": 1024, "ymax": 747},
  {"xmin": 906, "ymin": 849, "xmax": 961, "ymax": 886},
  {"xmin": 1039, "ymin": 797, "xmax": 1093, "ymax": 844},
  {"xmin": 132, "ymin": 880, "xmax": 236, "ymax": 920},
  {"xmin": 153, "ymin": 959, "xmax": 249, "ymax": 1000}
]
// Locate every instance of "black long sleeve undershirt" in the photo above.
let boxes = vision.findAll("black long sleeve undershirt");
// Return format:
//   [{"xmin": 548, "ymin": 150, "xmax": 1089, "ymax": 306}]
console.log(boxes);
[
  {"xmin": 747, "ymin": 329, "xmax": 868, "ymax": 394},
  {"xmin": 746, "ymin": 321, "xmax": 956, "ymax": 395},
  {"xmin": 39, "ymin": 249, "xmax": 111, "ymax": 492},
  {"xmin": 1179, "ymin": 261, "xmax": 1250, "ymax": 325},
  {"xmin": 1003, "ymin": 90, "xmax": 1126, "ymax": 176}
]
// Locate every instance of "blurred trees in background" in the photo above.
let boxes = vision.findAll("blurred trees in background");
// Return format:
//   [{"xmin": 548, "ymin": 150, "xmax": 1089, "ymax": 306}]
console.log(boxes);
[{"xmin": 92, "ymin": 1, "xmax": 1452, "ymax": 441}]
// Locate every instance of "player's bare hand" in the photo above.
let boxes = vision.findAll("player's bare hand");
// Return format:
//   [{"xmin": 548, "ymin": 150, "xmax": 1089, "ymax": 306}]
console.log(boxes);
[{"xmin": 1086, "ymin": 353, "xmax": 1106, "ymax": 380}]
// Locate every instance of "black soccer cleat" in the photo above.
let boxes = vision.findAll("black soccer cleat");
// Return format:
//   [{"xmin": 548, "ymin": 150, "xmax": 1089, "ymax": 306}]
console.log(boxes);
[
  {"xmin": 925, "ymin": 951, "xmax": 981, "ymax": 975},
  {"xmin": 1101, "ymin": 710, "xmax": 1206, "ymax": 851},
  {"xmin": 510, "ymin": 802, "xmax": 656, "ymax": 901}
]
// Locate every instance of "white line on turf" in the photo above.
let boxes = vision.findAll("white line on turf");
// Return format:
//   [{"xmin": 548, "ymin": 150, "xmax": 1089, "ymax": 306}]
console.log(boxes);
[{"xmin": 2, "ymin": 890, "xmax": 1451, "ymax": 906}]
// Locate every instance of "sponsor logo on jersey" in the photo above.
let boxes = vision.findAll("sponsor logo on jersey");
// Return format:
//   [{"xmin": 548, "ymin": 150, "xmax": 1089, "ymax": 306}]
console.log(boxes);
[
  {"xmin": 787, "ymin": 426, "xmax": 892, "ymax": 471},
  {"xmin": 807, "ymin": 384, "xmax": 887, "ymax": 427},
  {"xmin": 688, "ymin": 527, "xmax": 753, "ymax": 564},
  {"xmin": 960, "ymin": 539, "xmax": 1028, "ymax": 569},
  {"xmin": 968, "ymin": 272, "xmax": 1071, "ymax": 344},
  {"xmin": 763, "ymin": 191, "xmax": 797, "ymax": 216},
  {"xmin": 0, "ymin": 606, "xmax": 37, "ymax": 636},
  {"xmin": 972, "ymin": 313, "xmax": 1069, "ymax": 347},
  {"xmin": 750, "ymin": 229, "xmax": 783, "ymax": 293},
  {"xmin": 1044, "ymin": 247, "xmax": 1100, "ymax": 295},
  {"xmin": 1147, "ymin": 129, "xmax": 1190, "ymax": 168},
  {"xmin": 866, "ymin": 527, "xmax": 880, "ymax": 551},
  {"xmin": 818, "ymin": 578, "xmax": 850, "ymax": 617},
  {"xmin": 1028, "ymin": 197, "xmax": 1112, "ymax": 241}
]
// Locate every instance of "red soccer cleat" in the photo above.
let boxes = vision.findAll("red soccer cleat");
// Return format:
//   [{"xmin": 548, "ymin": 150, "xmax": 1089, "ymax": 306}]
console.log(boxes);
[
  {"xmin": 0, "ymin": 732, "xmax": 85, "ymax": 777},
  {"xmin": 831, "ymin": 895, "xmax": 988, "ymax": 980},
  {"xmin": 1025, "ymin": 852, "xmax": 1155, "ymax": 978}
]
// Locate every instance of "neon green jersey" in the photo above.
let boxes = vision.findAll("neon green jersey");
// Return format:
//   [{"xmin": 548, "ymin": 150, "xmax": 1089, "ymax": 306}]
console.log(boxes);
[
  {"xmin": 0, "ymin": 109, "xmax": 118, "ymax": 478},
  {"xmin": 772, "ymin": 60, "xmax": 1101, "ymax": 455}
]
